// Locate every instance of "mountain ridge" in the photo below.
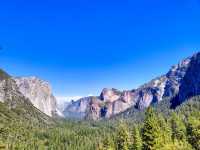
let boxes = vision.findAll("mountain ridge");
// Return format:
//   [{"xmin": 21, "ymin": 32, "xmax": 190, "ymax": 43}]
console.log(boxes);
[
  {"xmin": 1, "ymin": 51, "xmax": 199, "ymax": 121},
  {"xmin": 63, "ymin": 52, "xmax": 199, "ymax": 120},
  {"xmin": 0, "ymin": 69, "xmax": 54, "ymax": 126}
]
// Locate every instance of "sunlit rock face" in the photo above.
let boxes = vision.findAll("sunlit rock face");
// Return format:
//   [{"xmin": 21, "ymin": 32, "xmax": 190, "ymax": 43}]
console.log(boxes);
[
  {"xmin": 63, "ymin": 89, "xmax": 137, "ymax": 120},
  {"xmin": 0, "ymin": 70, "xmax": 10, "ymax": 103},
  {"xmin": 133, "ymin": 76, "xmax": 168, "ymax": 109},
  {"xmin": 0, "ymin": 80, "xmax": 7, "ymax": 103},
  {"xmin": 0, "ymin": 77, "xmax": 26, "ymax": 107},
  {"xmin": 100, "ymin": 88, "xmax": 121, "ymax": 102},
  {"xmin": 164, "ymin": 57, "xmax": 191, "ymax": 97},
  {"xmin": 63, "ymin": 52, "xmax": 200, "ymax": 120},
  {"xmin": 0, "ymin": 69, "xmax": 33, "ymax": 109},
  {"xmin": 132, "ymin": 56, "xmax": 191, "ymax": 110},
  {"xmin": 13, "ymin": 77, "xmax": 60, "ymax": 117},
  {"xmin": 86, "ymin": 98, "xmax": 102, "ymax": 120}
]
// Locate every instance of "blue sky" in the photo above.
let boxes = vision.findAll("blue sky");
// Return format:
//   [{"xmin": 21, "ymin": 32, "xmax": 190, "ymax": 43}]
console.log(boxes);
[{"xmin": 0, "ymin": 0, "xmax": 200, "ymax": 98}]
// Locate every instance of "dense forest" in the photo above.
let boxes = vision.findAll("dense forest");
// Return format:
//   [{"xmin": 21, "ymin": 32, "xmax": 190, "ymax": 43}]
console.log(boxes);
[{"xmin": 0, "ymin": 96, "xmax": 200, "ymax": 150}]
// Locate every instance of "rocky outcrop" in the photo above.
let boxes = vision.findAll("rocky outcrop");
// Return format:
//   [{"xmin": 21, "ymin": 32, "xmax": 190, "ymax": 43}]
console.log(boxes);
[
  {"xmin": 0, "ymin": 75, "xmax": 26, "ymax": 107},
  {"xmin": 0, "ymin": 69, "xmax": 53, "ymax": 124},
  {"xmin": 63, "ymin": 52, "xmax": 198, "ymax": 120},
  {"xmin": 63, "ymin": 97, "xmax": 92, "ymax": 119},
  {"xmin": 100, "ymin": 88, "xmax": 121, "ymax": 102},
  {"xmin": 178, "ymin": 53, "xmax": 200, "ymax": 103},
  {"xmin": 164, "ymin": 57, "xmax": 191, "ymax": 97},
  {"xmin": 13, "ymin": 77, "xmax": 61, "ymax": 117}
]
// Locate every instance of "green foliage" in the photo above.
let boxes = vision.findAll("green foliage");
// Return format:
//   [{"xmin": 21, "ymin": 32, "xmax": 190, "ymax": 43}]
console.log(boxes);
[
  {"xmin": 170, "ymin": 112, "xmax": 186, "ymax": 142},
  {"xmin": 1, "ymin": 95, "xmax": 200, "ymax": 149},
  {"xmin": 142, "ymin": 107, "xmax": 163, "ymax": 150},
  {"xmin": 187, "ymin": 116, "xmax": 200, "ymax": 150},
  {"xmin": 116, "ymin": 123, "xmax": 130, "ymax": 150},
  {"xmin": 101, "ymin": 136, "xmax": 115, "ymax": 150},
  {"xmin": 157, "ymin": 114, "xmax": 172, "ymax": 146},
  {"xmin": 130, "ymin": 125, "xmax": 142, "ymax": 150}
]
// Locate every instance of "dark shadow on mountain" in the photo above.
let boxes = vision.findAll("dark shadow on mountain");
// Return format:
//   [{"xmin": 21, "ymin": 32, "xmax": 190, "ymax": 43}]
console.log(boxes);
[
  {"xmin": 170, "ymin": 52, "xmax": 200, "ymax": 108},
  {"xmin": 170, "ymin": 95, "xmax": 181, "ymax": 109},
  {"xmin": 100, "ymin": 106, "xmax": 107, "ymax": 117}
]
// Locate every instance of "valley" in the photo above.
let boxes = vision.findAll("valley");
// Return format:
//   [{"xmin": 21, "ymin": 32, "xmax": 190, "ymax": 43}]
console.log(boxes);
[{"xmin": 0, "ymin": 52, "xmax": 200, "ymax": 149}]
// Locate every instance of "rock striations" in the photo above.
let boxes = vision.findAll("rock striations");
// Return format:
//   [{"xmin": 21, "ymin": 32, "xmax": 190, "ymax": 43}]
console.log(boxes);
[
  {"xmin": 0, "ymin": 69, "xmax": 53, "ymax": 124},
  {"xmin": 13, "ymin": 77, "xmax": 61, "ymax": 117},
  {"xmin": 63, "ymin": 52, "xmax": 199, "ymax": 120},
  {"xmin": 1, "ymin": 51, "xmax": 200, "ymax": 121}
]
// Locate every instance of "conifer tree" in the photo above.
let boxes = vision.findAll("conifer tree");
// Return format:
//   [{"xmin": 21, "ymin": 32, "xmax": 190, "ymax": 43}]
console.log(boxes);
[
  {"xmin": 97, "ymin": 140, "xmax": 104, "ymax": 150},
  {"xmin": 157, "ymin": 114, "xmax": 172, "ymax": 145},
  {"xmin": 142, "ymin": 107, "xmax": 162, "ymax": 150},
  {"xmin": 187, "ymin": 116, "xmax": 200, "ymax": 150},
  {"xmin": 170, "ymin": 113, "xmax": 186, "ymax": 142},
  {"xmin": 116, "ymin": 122, "xmax": 130, "ymax": 150},
  {"xmin": 130, "ymin": 125, "xmax": 142, "ymax": 150},
  {"xmin": 157, "ymin": 114, "xmax": 191, "ymax": 150},
  {"xmin": 101, "ymin": 136, "xmax": 115, "ymax": 150}
]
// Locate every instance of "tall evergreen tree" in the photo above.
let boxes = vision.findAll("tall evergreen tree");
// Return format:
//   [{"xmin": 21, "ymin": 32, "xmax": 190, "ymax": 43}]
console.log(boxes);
[
  {"xmin": 170, "ymin": 113, "xmax": 186, "ymax": 142},
  {"xmin": 116, "ymin": 122, "xmax": 130, "ymax": 150},
  {"xmin": 101, "ymin": 136, "xmax": 115, "ymax": 150},
  {"xmin": 157, "ymin": 114, "xmax": 172, "ymax": 145},
  {"xmin": 130, "ymin": 125, "xmax": 142, "ymax": 150},
  {"xmin": 142, "ymin": 107, "xmax": 162, "ymax": 150},
  {"xmin": 187, "ymin": 116, "xmax": 200, "ymax": 150}
]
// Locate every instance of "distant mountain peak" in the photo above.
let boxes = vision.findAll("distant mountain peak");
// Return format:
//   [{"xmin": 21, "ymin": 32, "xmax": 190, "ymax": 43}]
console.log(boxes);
[{"xmin": 63, "ymin": 51, "xmax": 200, "ymax": 120}]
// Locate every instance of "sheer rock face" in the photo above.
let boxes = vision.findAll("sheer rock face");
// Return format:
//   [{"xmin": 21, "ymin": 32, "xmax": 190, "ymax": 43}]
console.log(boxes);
[
  {"xmin": 63, "ymin": 97, "xmax": 92, "ymax": 119},
  {"xmin": 0, "ymin": 80, "xmax": 7, "ymax": 103},
  {"xmin": 63, "ymin": 52, "xmax": 200, "ymax": 120},
  {"xmin": 178, "ymin": 53, "xmax": 200, "ymax": 103},
  {"xmin": 100, "ymin": 88, "xmax": 121, "ymax": 102},
  {"xmin": 13, "ymin": 77, "xmax": 60, "ymax": 117},
  {"xmin": 0, "ymin": 78, "xmax": 27, "ymax": 108},
  {"xmin": 0, "ymin": 70, "xmax": 54, "ymax": 125},
  {"xmin": 164, "ymin": 57, "xmax": 191, "ymax": 97},
  {"xmin": 0, "ymin": 70, "xmax": 33, "ymax": 108},
  {"xmin": 86, "ymin": 98, "xmax": 102, "ymax": 120}
]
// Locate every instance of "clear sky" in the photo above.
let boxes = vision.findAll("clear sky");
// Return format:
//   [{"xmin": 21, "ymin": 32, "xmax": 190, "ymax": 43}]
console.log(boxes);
[{"xmin": 0, "ymin": 0, "xmax": 200, "ymax": 98}]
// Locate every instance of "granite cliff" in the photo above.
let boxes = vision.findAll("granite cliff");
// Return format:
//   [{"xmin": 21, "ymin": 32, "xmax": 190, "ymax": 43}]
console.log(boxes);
[
  {"xmin": 13, "ymin": 77, "xmax": 61, "ymax": 117},
  {"xmin": 64, "ymin": 52, "xmax": 198, "ymax": 120}
]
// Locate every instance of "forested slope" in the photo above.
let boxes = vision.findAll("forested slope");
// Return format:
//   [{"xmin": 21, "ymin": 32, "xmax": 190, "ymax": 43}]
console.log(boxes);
[{"xmin": 0, "ymin": 95, "xmax": 200, "ymax": 149}]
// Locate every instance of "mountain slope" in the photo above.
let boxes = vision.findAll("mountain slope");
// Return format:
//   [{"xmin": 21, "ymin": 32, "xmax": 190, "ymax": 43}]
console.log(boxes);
[
  {"xmin": 63, "ymin": 52, "xmax": 200, "ymax": 120},
  {"xmin": 0, "ymin": 69, "xmax": 53, "ymax": 125},
  {"xmin": 177, "ymin": 53, "xmax": 200, "ymax": 103}
]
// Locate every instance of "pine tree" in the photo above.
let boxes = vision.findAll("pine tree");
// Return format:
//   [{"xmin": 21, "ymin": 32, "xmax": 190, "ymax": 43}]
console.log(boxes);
[
  {"xmin": 187, "ymin": 116, "xmax": 200, "ymax": 150},
  {"xmin": 101, "ymin": 136, "xmax": 115, "ymax": 150},
  {"xmin": 157, "ymin": 114, "xmax": 172, "ymax": 145},
  {"xmin": 170, "ymin": 113, "xmax": 186, "ymax": 142},
  {"xmin": 130, "ymin": 125, "xmax": 142, "ymax": 150},
  {"xmin": 142, "ymin": 107, "xmax": 162, "ymax": 150},
  {"xmin": 116, "ymin": 122, "xmax": 130, "ymax": 150},
  {"xmin": 97, "ymin": 140, "xmax": 105, "ymax": 150}
]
